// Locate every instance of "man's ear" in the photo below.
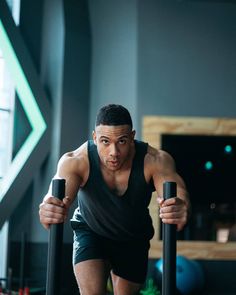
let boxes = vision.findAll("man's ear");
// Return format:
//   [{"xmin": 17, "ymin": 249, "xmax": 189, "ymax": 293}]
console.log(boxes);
[
  {"xmin": 131, "ymin": 130, "xmax": 136, "ymax": 140},
  {"xmin": 92, "ymin": 130, "xmax": 97, "ymax": 145}
]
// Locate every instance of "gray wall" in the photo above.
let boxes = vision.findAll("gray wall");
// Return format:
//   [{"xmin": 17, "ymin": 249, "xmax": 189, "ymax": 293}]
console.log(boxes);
[
  {"xmin": 88, "ymin": 0, "xmax": 138, "ymax": 133},
  {"xmin": 88, "ymin": 0, "xmax": 236, "ymax": 138},
  {"xmin": 137, "ymin": 0, "xmax": 236, "ymax": 129}
]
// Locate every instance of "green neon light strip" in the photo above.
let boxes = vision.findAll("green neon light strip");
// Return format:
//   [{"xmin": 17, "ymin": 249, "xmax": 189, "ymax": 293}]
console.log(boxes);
[
  {"xmin": 0, "ymin": 20, "xmax": 47, "ymax": 200},
  {"xmin": 0, "ymin": 20, "xmax": 46, "ymax": 131}
]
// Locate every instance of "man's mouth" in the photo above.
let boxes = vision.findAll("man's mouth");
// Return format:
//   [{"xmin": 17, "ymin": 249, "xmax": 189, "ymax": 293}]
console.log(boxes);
[{"xmin": 109, "ymin": 160, "xmax": 119, "ymax": 166}]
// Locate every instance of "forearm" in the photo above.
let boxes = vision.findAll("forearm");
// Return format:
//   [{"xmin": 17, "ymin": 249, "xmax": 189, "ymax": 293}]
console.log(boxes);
[
  {"xmin": 47, "ymin": 174, "xmax": 80, "ymax": 209},
  {"xmin": 177, "ymin": 186, "xmax": 191, "ymax": 222}
]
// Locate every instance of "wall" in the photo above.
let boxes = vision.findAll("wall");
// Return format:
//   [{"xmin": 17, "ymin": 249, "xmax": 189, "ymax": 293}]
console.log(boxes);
[
  {"xmin": 88, "ymin": 0, "xmax": 236, "ymax": 136},
  {"xmin": 88, "ymin": 0, "xmax": 138, "ymax": 133},
  {"xmin": 137, "ymin": 0, "xmax": 236, "ymax": 131}
]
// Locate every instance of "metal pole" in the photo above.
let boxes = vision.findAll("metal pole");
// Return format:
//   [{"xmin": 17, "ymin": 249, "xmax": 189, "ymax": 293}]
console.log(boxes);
[
  {"xmin": 46, "ymin": 179, "xmax": 65, "ymax": 295},
  {"xmin": 162, "ymin": 181, "xmax": 177, "ymax": 295},
  {"xmin": 19, "ymin": 232, "xmax": 26, "ymax": 294}
]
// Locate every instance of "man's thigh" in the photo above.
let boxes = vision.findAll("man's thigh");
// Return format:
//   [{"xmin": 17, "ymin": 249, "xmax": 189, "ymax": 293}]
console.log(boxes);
[
  {"xmin": 73, "ymin": 226, "xmax": 112, "ymax": 294},
  {"xmin": 74, "ymin": 259, "xmax": 110, "ymax": 295},
  {"xmin": 73, "ymin": 226, "xmax": 150, "ymax": 292}
]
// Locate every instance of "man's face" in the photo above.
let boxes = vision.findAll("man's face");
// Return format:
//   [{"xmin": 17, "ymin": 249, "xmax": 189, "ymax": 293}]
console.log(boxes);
[{"xmin": 93, "ymin": 124, "xmax": 135, "ymax": 171}]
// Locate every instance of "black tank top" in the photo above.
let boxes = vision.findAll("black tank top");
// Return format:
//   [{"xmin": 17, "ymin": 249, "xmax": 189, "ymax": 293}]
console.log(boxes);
[{"xmin": 71, "ymin": 140, "xmax": 155, "ymax": 241}]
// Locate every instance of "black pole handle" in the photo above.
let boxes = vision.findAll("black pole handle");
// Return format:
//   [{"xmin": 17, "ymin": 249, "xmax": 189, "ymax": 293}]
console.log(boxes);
[
  {"xmin": 162, "ymin": 181, "xmax": 177, "ymax": 295},
  {"xmin": 46, "ymin": 178, "xmax": 65, "ymax": 295}
]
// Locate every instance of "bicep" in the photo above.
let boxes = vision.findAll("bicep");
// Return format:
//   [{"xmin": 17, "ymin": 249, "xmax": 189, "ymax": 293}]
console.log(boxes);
[
  {"xmin": 53, "ymin": 155, "xmax": 82, "ymax": 200},
  {"xmin": 152, "ymin": 150, "xmax": 187, "ymax": 197}
]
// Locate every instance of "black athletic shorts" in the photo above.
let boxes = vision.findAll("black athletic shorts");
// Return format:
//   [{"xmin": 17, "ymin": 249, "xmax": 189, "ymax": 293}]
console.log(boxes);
[{"xmin": 72, "ymin": 221, "xmax": 150, "ymax": 284}]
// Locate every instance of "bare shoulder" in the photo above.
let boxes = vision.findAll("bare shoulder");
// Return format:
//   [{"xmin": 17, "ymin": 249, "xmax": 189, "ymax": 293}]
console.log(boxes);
[
  {"xmin": 60, "ymin": 142, "xmax": 88, "ymax": 163},
  {"xmin": 56, "ymin": 142, "xmax": 89, "ymax": 183},
  {"xmin": 145, "ymin": 144, "xmax": 175, "ymax": 169},
  {"xmin": 143, "ymin": 144, "xmax": 177, "ymax": 183}
]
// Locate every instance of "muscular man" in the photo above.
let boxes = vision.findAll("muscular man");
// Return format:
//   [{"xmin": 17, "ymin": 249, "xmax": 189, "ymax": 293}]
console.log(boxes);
[{"xmin": 39, "ymin": 104, "xmax": 190, "ymax": 295}]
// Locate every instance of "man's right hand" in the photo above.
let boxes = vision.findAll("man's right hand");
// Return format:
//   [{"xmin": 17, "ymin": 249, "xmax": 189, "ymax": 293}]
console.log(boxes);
[{"xmin": 39, "ymin": 195, "xmax": 69, "ymax": 230}]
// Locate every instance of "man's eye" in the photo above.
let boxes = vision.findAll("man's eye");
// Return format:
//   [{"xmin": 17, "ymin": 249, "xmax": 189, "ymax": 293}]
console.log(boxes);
[
  {"xmin": 102, "ymin": 139, "xmax": 109, "ymax": 144},
  {"xmin": 119, "ymin": 140, "xmax": 126, "ymax": 145}
]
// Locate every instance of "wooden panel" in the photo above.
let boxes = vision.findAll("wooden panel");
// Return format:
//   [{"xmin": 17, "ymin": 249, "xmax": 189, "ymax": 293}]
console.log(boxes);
[
  {"xmin": 143, "ymin": 115, "xmax": 236, "ymax": 260},
  {"xmin": 149, "ymin": 241, "xmax": 236, "ymax": 260},
  {"xmin": 143, "ymin": 116, "xmax": 236, "ymax": 149}
]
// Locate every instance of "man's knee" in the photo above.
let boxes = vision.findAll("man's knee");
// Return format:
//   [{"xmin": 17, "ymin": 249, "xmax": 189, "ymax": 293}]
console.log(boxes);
[{"xmin": 111, "ymin": 272, "xmax": 142, "ymax": 295}]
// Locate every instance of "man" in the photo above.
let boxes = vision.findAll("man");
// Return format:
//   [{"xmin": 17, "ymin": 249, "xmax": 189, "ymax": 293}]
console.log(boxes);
[{"xmin": 39, "ymin": 104, "xmax": 190, "ymax": 295}]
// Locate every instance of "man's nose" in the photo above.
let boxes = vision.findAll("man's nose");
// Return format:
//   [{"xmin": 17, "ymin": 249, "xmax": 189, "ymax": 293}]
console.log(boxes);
[{"xmin": 109, "ymin": 144, "xmax": 119, "ymax": 157}]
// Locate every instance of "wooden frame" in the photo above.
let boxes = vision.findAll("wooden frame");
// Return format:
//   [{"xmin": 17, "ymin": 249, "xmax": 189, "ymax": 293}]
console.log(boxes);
[{"xmin": 143, "ymin": 116, "xmax": 236, "ymax": 260}]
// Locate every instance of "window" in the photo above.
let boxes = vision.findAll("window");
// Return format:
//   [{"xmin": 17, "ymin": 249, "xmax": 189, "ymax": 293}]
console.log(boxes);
[
  {"xmin": 0, "ymin": 48, "xmax": 15, "ymax": 179},
  {"xmin": 0, "ymin": 0, "xmax": 21, "ymax": 282}
]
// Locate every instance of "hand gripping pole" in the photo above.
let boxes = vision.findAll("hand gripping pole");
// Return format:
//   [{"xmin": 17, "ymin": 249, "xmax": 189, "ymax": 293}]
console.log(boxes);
[
  {"xmin": 46, "ymin": 179, "xmax": 65, "ymax": 295},
  {"xmin": 162, "ymin": 181, "xmax": 177, "ymax": 295}
]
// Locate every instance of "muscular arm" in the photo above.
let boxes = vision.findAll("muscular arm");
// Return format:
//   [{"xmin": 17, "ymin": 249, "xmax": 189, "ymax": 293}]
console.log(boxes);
[
  {"xmin": 147, "ymin": 146, "xmax": 190, "ymax": 231},
  {"xmin": 39, "ymin": 145, "xmax": 88, "ymax": 229}
]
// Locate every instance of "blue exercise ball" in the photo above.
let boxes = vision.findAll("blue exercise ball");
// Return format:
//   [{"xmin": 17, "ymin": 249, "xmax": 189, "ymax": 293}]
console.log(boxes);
[{"xmin": 154, "ymin": 255, "xmax": 205, "ymax": 295}]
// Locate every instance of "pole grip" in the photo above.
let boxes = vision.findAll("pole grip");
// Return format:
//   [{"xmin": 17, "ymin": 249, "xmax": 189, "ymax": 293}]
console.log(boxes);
[
  {"xmin": 162, "ymin": 181, "xmax": 177, "ymax": 295},
  {"xmin": 46, "ymin": 178, "xmax": 65, "ymax": 295}
]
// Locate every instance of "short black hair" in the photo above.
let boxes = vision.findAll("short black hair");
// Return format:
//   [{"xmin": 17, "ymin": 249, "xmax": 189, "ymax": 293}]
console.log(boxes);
[{"xmin": 95, "ymin": 104, "xmax": 133, "ymax": 129}]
